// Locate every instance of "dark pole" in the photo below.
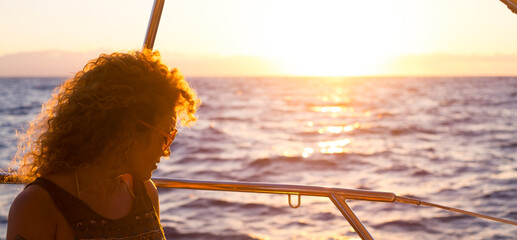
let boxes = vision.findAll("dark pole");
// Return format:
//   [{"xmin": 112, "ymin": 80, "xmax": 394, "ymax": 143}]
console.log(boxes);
[
  {"xmin": 500, "ymin": 0, "xmax": 517, "ymax": 14},
  {"xmin": 143, "ymin": 0, "xmax": 165, "ymax": 51}
]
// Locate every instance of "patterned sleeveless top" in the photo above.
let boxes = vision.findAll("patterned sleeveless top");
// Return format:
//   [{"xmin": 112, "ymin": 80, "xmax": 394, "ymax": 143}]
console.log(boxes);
[{"xmin": 27, "ymin": 177, "xmax": 166, "ymax": 240}]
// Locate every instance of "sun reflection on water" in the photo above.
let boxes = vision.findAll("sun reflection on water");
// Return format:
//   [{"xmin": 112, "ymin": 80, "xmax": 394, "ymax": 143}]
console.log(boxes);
[
  {"xmin": 312, "ymin": 106, "xmax": 355, "ymax": 113},
  {"xmin": 302, "ymin": 147, "xmax": 314, "ymax": 158},
  {"xmin": 320, "ymin": 123, "xmax": 360, "ymax": 134},
  {"xmin": 289, "ymin": 84, "xmax": 375, "ymax": 160},
  {"xmin": 313, "ymin": 106, "xmax": 344, "ymax": 113},
  {"xmin": 300, "ymin": 138, "xmax": 353, "ymax": 158},
  {"xmin": 319, "ymin": 139, "xmax": 351, "ymax": 154}
]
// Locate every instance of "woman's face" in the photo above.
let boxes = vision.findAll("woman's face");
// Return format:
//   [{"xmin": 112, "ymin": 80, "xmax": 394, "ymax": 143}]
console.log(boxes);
[{"xmin": 127, "ymin": 117, "xmax": 176, "ymax": 181}]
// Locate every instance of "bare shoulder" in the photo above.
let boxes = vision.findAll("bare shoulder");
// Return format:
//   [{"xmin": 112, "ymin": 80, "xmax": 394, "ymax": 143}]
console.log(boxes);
[
  {"xmin": 143, "ymin": 179, "xmax": 160, "ymax": 217},
  {"xmin": 7, "ymin": 185, "xmax": 58, "ymax": 240}
]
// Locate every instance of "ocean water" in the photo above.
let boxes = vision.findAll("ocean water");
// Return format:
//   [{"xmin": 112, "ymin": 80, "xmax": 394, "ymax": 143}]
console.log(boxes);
[{"xmin": 0, "ymin": 76, "xmax": 516, "ymax": 239}]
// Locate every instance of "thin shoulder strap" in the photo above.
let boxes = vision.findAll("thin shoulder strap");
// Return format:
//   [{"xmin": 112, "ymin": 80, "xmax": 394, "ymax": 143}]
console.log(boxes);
[{"xmin": 132, "ymin": 180, "xmax": 156, "ymax": 213}]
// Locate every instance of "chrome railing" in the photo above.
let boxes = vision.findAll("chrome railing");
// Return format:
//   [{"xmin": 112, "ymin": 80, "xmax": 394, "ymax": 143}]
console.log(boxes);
[
  {"xmin": 153, "ymin": 178, "xmax": 394, "ymax": 240},
  {"xmin": 152, "ymin": 178, "xmax": 517, "ymax": 240}
]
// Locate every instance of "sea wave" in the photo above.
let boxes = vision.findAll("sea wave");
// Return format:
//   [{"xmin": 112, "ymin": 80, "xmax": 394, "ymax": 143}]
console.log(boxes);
[{"xmin": 0, "ymin": 77, "xmax": 516, "ymax": 239}]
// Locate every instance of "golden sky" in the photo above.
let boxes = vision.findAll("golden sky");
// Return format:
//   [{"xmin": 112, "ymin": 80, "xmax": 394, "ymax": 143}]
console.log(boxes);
[{"xmin": 1, "ymin": 0, "xmax": 517, "ymax": 77}]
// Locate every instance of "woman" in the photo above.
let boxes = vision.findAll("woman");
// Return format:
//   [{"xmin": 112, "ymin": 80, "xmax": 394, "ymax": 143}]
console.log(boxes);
[{"xmin": 6, "ymin": 51, "xmax": 200, "ymax": 240}]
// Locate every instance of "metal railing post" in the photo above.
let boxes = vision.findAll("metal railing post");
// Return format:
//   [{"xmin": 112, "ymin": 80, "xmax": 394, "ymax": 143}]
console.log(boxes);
[{"xmin": 329, "ymin": 193, "xmax": 374, "ymax": 240}]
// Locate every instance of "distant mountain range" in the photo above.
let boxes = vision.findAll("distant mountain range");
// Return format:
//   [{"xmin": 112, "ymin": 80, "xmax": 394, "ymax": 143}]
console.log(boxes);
[
  {"xmin": 0, "ymin": 51, "xmax": 98, "ymax": 77},
  {"xmin": 1, "ymin": 50, "xmax": 516, "ymax": 77},
  {"xmin": 0, "ymin": 50, "xmax": 284, "ymax": 77}
]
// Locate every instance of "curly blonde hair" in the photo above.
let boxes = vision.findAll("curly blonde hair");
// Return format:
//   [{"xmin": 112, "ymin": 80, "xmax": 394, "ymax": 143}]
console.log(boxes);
[{"xmin": 10, "ymin": 50, "xmax": 200, "ymax": 183}]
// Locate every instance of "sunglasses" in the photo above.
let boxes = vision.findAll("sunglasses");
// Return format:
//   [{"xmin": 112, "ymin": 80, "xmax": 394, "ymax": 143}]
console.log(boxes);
[{"xmin": 137, "ymin": 119, "xmax": 177, "ymax": 156}]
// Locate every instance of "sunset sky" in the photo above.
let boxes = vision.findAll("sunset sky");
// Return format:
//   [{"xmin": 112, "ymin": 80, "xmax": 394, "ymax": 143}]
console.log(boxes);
[{"xmin": 1, "ymin": 0, "xmax": 517, "ymax": 77}]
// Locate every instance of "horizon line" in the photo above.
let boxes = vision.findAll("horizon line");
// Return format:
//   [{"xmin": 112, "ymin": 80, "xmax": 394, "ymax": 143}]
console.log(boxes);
[{"xmin": 1, "ymin": 74, "xmax": 516, "ymax": 79}]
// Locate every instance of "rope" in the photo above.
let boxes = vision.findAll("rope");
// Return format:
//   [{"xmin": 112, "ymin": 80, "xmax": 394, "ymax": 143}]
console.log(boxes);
[{"xmin": 420, "ymin": 201, "xmax": 517, "ymax": 226}]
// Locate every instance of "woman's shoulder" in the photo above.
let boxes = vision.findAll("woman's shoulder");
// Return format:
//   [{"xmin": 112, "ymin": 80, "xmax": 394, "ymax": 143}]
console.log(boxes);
[
  {"xmin": 11, "ymin": 182, "xmax": 57, "ymax": 216},
  {"xmin": 7, "ymin": 183, "xmax": 60, "ymax": 239}
]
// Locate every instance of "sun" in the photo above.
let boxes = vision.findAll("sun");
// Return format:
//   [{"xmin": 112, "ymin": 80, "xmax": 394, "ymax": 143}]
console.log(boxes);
[{"xmin": 252, "ymin": 1, "xmax": 416, "ymax": 76}]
